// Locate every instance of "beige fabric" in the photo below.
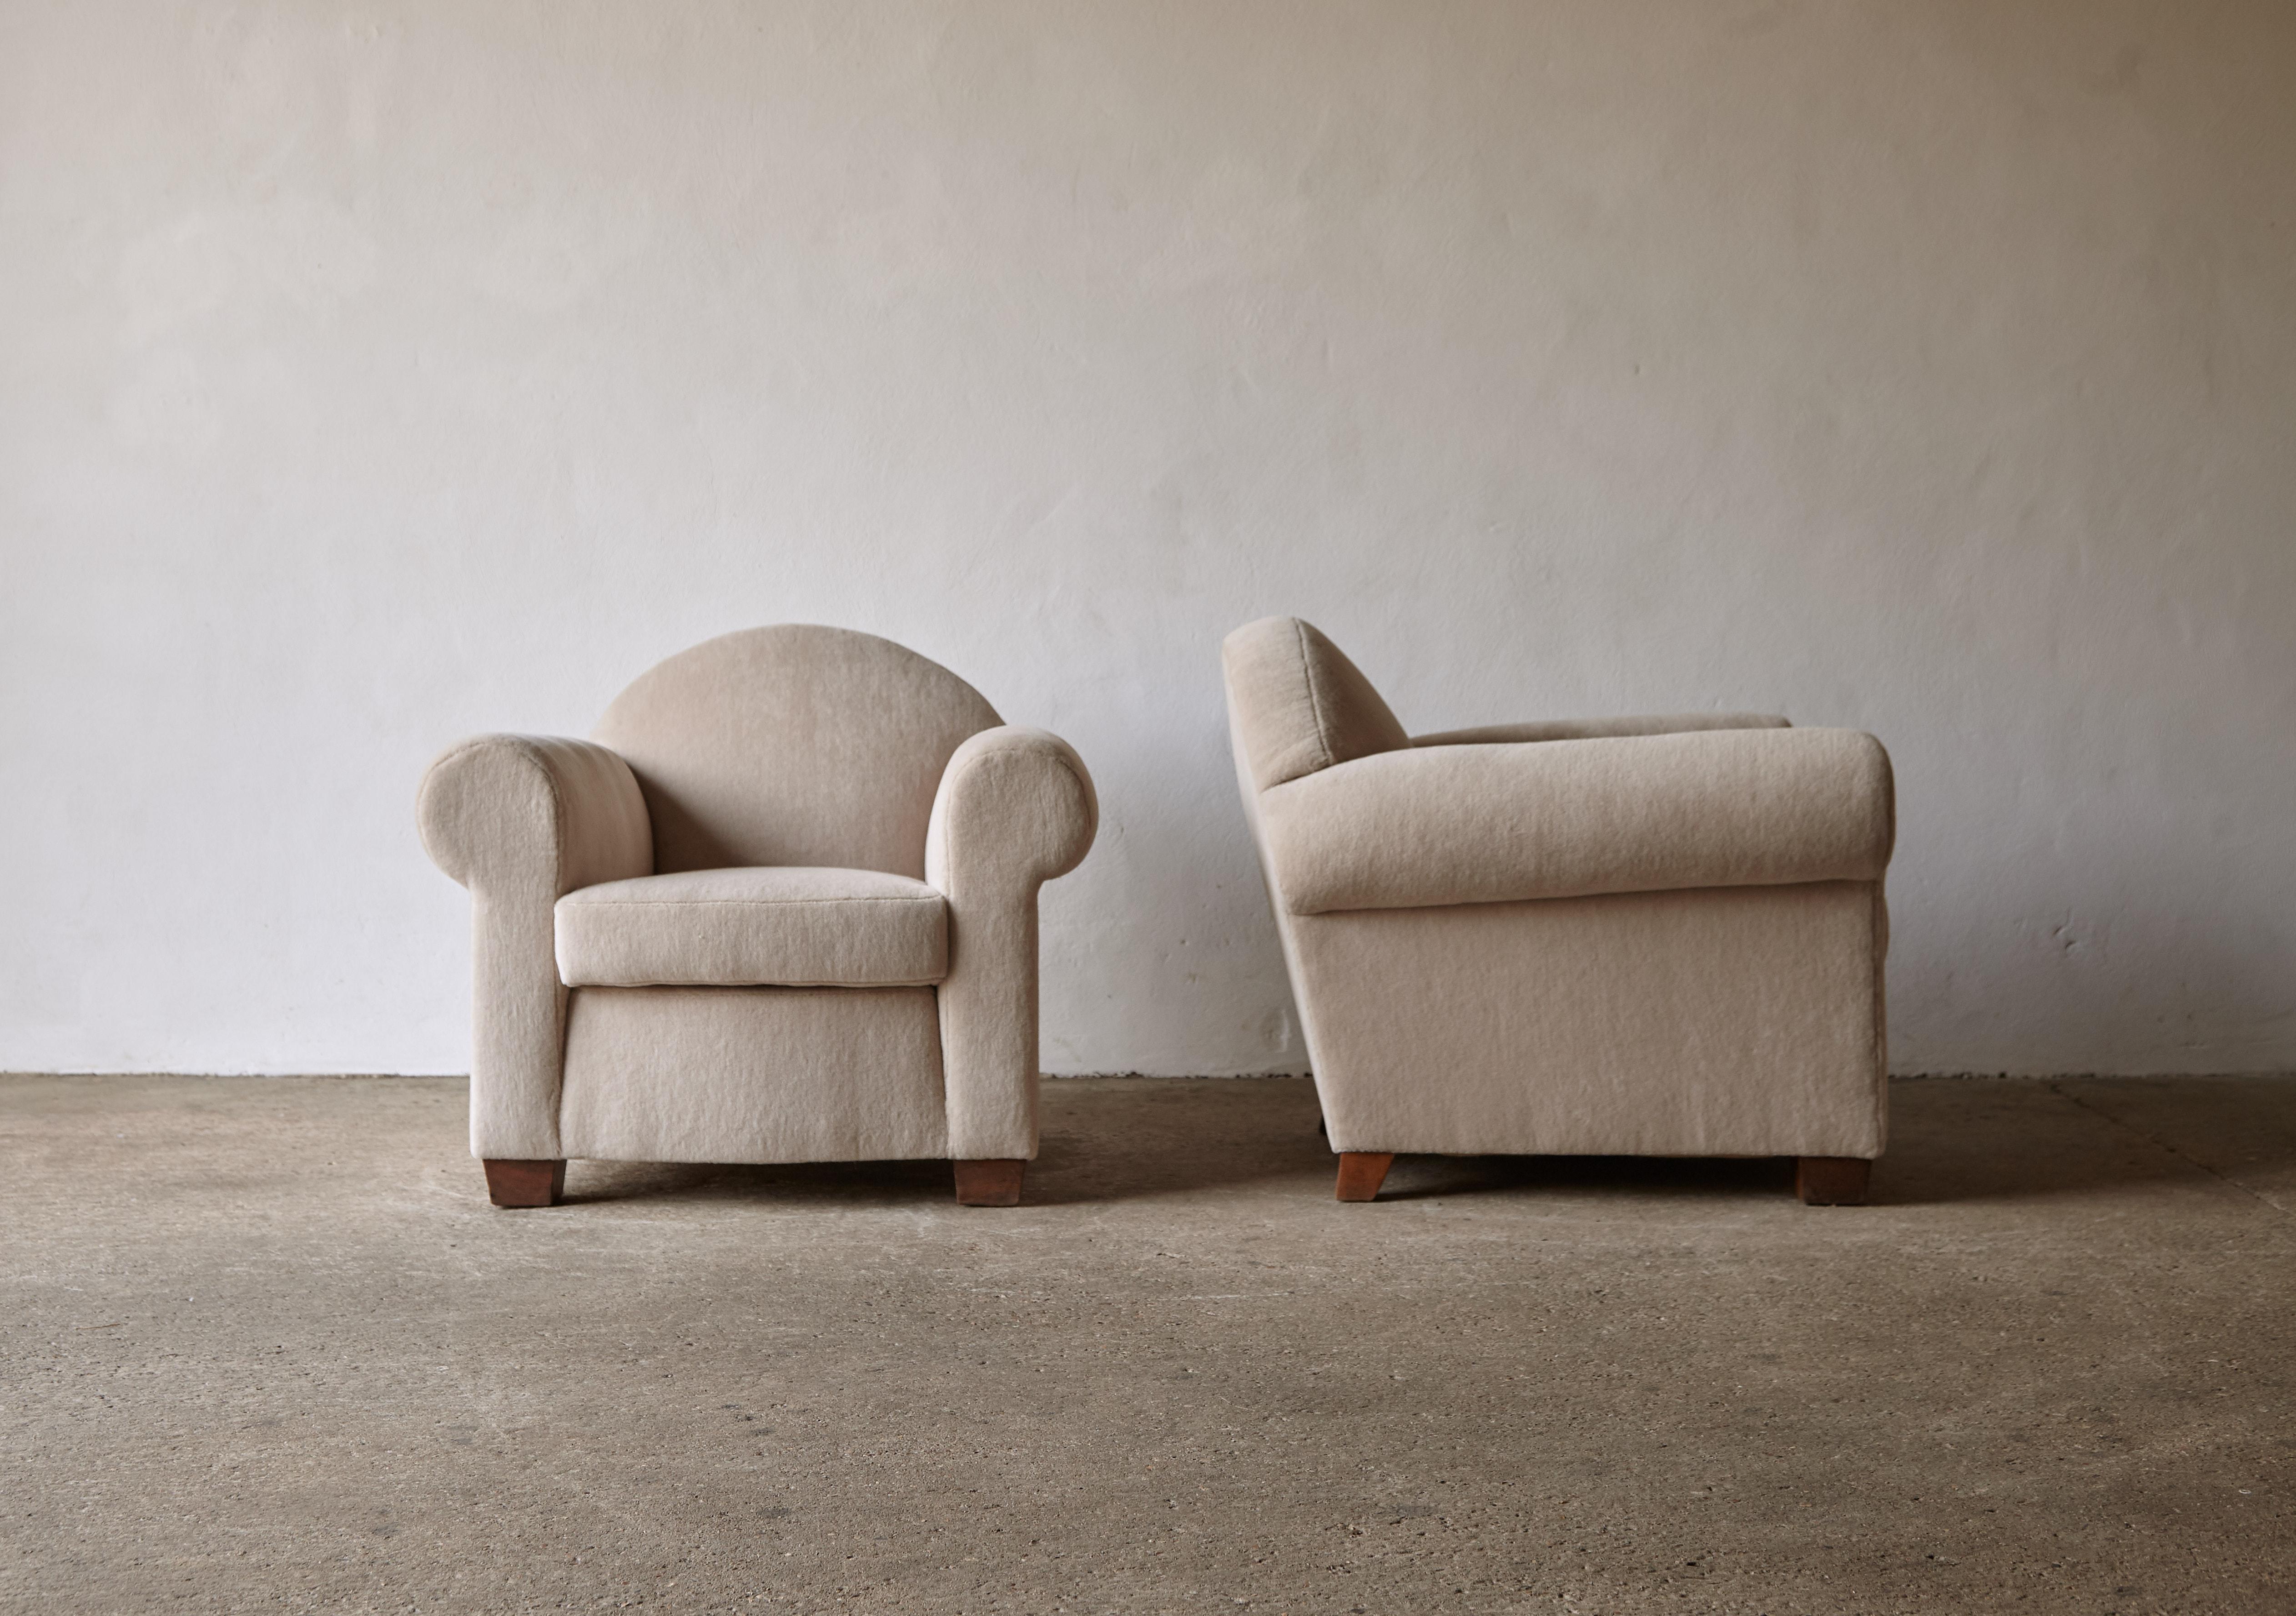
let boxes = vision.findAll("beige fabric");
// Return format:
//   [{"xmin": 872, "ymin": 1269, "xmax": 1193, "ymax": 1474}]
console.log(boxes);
[
  {"xmin": 592, "ymin": 624, "xmax": 1002, "ymax": 879},
  {"xmin": 419, "ymin": 733, "xmax": 654, "ymax": 895},
  {"xmin": 1289, "ymin": 883, "xmax": 1888, "ymax": 1158},
  {"xmin": 417, "ymin": 734, "xmax": 652, "ymax": 1159},
  {"xmin": 554, "ymin": 867, "xmax": 947, "ymax": 988},
  {"xmin": 1220, "ymin": 617, "xmax": 1410, "ymax": 791},
  {"xmin": 926, "ymin": 726, "xmax": 1098, "ymax": 1160},
  {"xmin": 1415, "ymin": 713, "xmax": 1788, "ymax": 747},
  {"xmin": 421, "ymin": 629, "xmax": 1094, "ymax": 1170},
  {"xmin": 1260, "ymin": 727, "xmax": 1895, "ymax": 915},
  {"xmin": 558, "ymin": 986, "xmax": 949, "ymax": 1163},
  {"xmin": 1221, "ymin": 616, "xmax": 1894, "ymax": 1167}
]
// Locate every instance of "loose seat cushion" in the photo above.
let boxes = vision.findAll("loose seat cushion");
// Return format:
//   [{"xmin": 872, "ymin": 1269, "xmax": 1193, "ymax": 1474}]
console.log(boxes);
[{"xmin": 554, "ymin": 867, "xmax": 947, "ymax": 988}]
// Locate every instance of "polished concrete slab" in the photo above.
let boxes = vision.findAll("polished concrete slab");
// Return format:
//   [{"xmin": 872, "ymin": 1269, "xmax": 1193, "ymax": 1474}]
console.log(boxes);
[{"xmin": 3, "ymin": 1073, "xmax": 2293, "ymax": 1614}]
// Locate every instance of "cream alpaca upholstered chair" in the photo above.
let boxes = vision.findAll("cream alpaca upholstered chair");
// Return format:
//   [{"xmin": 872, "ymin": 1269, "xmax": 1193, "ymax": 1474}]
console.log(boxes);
[
  {"xmin": 1222, "ymin": 617, "xmax": 1894, "ymax": 1206},
  {"xmin": 419, "ymin": 625, "xmax": 1095, "ymax": 1208}
]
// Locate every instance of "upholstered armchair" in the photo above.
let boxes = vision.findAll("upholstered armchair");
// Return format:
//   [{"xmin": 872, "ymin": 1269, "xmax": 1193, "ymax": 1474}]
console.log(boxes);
[
  {"xmin": 1221, "ymin": 617, "xmax": 1894, "ymax": 1206},
  {"xmin": 418, "ymin": 626, "xmax": 1096, "ymax": 1208}
]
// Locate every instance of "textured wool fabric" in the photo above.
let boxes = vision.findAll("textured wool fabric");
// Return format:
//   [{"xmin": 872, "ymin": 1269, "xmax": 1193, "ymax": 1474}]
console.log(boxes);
[
  {"xmin": 926, "ymin": 727, "xmax": 1098, "ymax": 1160},
  {"xmin": 1220, "ymin": 616, "xmax": 1411, "ymax": 791},
  {"xmin": 592, "ymin": 625, "xmax": 1002, "ymax": 879},
  {"xmin": 554, "ymin": 867, "xmax": 947, "ymax": 988},
  {"xmin": 421, "ymin": 628, "xmax": 1094, "ymax": 1172},
  {"xmin": 1289, "ymin": 883, "xmax": 1889, "ymax": 1158},
  {"xmin": 1414, "ymin": 713, "xmax": 1788, "ymax": 747},
  {"xmin": 557, "ymin": 986, "xmax": 949, "ymax": 1163},
  {"xmin": 1259, "ymin": 727, "xmax": 1895, "ymax": 915},
  {"xmin": 1221, "ymin": 617, "xmax": 1894, "ymax": 1169},
  {"xmin": 417, "ymin": 734, "xmax": 653, "ymax": 1159}
]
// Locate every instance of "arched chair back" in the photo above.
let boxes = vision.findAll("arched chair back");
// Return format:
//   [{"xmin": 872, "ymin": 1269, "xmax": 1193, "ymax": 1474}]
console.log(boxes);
[{"xmin": 593, "ymin": 625, "xmax": 1001, "ymax": 878}]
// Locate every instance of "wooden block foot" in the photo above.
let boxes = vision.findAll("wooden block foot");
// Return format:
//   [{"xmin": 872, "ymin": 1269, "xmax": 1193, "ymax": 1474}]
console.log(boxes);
[
  {"xmin": 483, "ymin": 1158, "xmax": 565, "ymax": 1208},
  {"xmin": 955, "ymin": 1159, "xmax": 1025, "ymax": 1207},
  {"xmin": 1796, "ymin": 1156, "xmax": 1871, "ymax": 1206},
  {"xmin": 1335, "ymin": 1151, "xmax": 1395, "ymax": 1202}
]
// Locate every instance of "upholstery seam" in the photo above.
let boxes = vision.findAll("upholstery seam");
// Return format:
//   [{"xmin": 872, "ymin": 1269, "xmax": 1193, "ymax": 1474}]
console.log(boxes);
[
  {"xmin": 534, "ymin": 738, "xmax": 574, "ymax": 894},
  {"xmin": 564, "ymin": 977, "xmax": 947, "ymax": 989},
  {"xmin": 1011, "ymin": 744, "xmax": 1097, "ymax": 871},
  {"xmin": 468, "ymin": 734, "xmax": 591, "ymax": 896},
  {"xmin": 1291, "ymin": 618, "xmax": 1336, "ymax": 773},
  {"xmin": 562, "ymin": 896, "xmax": 940, "ymax": 908},
  {"xmin": 1285, "ymin": 874, "xmax": 1877, "ymax": 919},
  {"xmin": 435, "ymin": 734, "xmax": 574, "ymax": 887},
  {"xmin": 942, "ymin": 735, "xmax": 1093, "ymax": 879}
]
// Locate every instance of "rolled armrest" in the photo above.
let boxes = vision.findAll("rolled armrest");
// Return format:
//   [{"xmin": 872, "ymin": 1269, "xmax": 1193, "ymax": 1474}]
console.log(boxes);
[
  {"xmin": 1259, "ymin": 727, "xmax": 1892, "ymax": 915},
  {"xmin": 925, "ymin": 727, "xmax": 1098, "ymax": 1161},
  {"xmin": 417, "ymin": 734, "xmax": 652, "ymax": 1160},
  {"xmin": 418, "ymin": 734, "xmax": 652, "ymax": 897},
  {"xmin": 926, "ymin": 727, "xmax": 1098, "ymax": 894},
  {"xmin": 1414, "ymin": 713, "xmax": 1787, "ymax": 747}
]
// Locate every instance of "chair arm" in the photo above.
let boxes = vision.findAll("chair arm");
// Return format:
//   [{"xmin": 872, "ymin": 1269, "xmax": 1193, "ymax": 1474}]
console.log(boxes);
[
  {"xmin": 925, "ymin": 727, "xmax": 1098, "ymax": 1160},
  {"xmin": 417, "ymin": 735, "xmax": 652, "ymax": 1159},
  {"xmin": 926, "ymin": 727, "xmax": 1098, "ymax": 893},
  {"xmin": 1258, "ymin": 727, "xmax": 1892, "ymax": 916},
  {"xmin": 1413, "ymin": 713, "xmax": 1788, "ymax": 747},
  {"xmin": 418, "ymin": 734, "xmax": 652, "ymax": 898}
]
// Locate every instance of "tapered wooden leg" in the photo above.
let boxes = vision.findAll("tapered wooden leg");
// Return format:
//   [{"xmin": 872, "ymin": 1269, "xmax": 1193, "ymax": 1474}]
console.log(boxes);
[
  {"xmin": 1796, "ymin": 1156, "xmax": 1871, "ymax": 1206},
  {"xmin": 954, "ymin": 1159, "xmax": 1025, "ymax": 1207},
  {"xmin": 483, "ymin": 1158, "xmax": 565, "ymax": 1208},
  {"xmin": 1335, "ymin": 1152, "xmax": 1395, "ymax": 1202}
]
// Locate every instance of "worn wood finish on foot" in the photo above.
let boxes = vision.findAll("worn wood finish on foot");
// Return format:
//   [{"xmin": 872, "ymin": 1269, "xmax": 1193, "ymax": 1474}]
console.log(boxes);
[
  {"xmin": 483, "ymin": 1158, "xmax": 565, "ymax": 1208},
  {"xmin": 1334, "ymin": 1151, "xmax": 1395, "ymax": 1202},
  {"xmin": 1796, "ymin": 1156, "xmax": 1871, "ymax": 1206},
  {"xmin": 954, "ymin": 1159, "xmax": 1025, "ymax": 1207}
]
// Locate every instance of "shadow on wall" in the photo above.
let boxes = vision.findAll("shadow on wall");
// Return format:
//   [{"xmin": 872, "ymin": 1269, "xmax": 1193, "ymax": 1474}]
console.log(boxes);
[
  {"xmin": 1894, "ymin": 888, "xmax": 2296, "ymax": 1078},
  {"xmin": 551, "ymin": 1074, "xmax": 2296, "ymax": 1212}
]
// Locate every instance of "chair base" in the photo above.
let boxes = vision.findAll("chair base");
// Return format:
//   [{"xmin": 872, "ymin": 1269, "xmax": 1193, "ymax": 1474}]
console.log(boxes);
[
  {"xmin": 954, "ymin": 1159, "xmax": 1025, "ymax": 1207},
  {"xmin": 483, "ymin": 1158, "xmax": 566, "ymax": 1208},
  {"xmin": 1335, "ymin": 1152, "xmax": 1395, "ymax": 1202},
  {"xmin": 1795, "ymin": 1156, "xmax": 1872, "ymax": 1206}
]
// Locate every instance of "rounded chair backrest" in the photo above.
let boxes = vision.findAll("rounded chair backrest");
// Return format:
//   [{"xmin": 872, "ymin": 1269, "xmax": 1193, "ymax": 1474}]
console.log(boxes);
[{"xmin": 593, "ymin": 625, "xmax": 1002, "ymax": 879}]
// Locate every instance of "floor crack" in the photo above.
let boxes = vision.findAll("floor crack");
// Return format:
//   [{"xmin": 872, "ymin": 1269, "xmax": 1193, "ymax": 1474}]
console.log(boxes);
[{"xmin": 2048, "ymin": 1080, "xmax": 2292, "ymax": 1218}]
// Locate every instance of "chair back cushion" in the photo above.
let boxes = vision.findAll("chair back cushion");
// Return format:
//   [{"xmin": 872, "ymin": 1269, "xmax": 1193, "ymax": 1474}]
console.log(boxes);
[
  {"xmin": 593, "ymin": 626, "xmax": 1001, "ymax": 877},
  {"xmin": 1221, "ymin": 616, "xmax": 1410, "ymax": 791}
]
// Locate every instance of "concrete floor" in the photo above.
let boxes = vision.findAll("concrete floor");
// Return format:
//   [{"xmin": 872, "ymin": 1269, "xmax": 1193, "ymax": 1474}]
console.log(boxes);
[{"xmin": 3, "ymin": 1076, "xmax": 2294, "ymax": 1615}]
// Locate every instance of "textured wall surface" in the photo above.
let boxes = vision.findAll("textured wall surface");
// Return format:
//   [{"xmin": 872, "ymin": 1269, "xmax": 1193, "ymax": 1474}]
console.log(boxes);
[{"xmin": 3, "ymin": 1, "xmax": 2291, "ymax": 1076}]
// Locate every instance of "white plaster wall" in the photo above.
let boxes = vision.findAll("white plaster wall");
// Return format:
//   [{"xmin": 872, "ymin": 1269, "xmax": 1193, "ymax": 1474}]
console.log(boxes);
[{"xmin": 3, "ymin": 0, "xmax": 2291, "ymax": 1077}]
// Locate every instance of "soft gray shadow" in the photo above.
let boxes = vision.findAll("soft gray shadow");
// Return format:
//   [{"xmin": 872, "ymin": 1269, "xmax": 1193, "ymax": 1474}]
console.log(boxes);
[
  {"xmin": 1376, "ymin": 1153, "xmax": 1794, "ymax": 1202},
  {"xmin": 555, "ymin": 1077, "xmax": 1335, "ymax": 1209},
  {"xmin": 560, "ymin": 1156, "xmax": 957, "ymax": 1208},
  {"xmin": 550, "ymin": 1075, "xmax": 2296, "ymax": 1212},
  {"xmin": 1871, "ymin": 1073, "xmax": 2296, "ymax": 1209},
  {"xmin": 1380, "ymin": 1078, "xmax": 2296, "ymax": 1209}
]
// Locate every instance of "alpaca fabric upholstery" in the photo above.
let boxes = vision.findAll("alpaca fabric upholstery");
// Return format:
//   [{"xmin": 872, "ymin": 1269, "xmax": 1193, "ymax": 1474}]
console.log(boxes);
[
  {"xmin": 417, "ymin": 735, "xmax": 652, "ymax": 1160},
  {"xmin": 1413, "ymin": 713, "xmax": 1788, "ymax": 747},
  {"xmin": 419, "ymin": 626, "xmax": 1093, "ymax": 1173},
  {"xmin": 1221, "ymin": 615, "xmax": 1893, "ymax": 1166},
  {"xmin": 591, "ymin": 624, "xmax": 1002, "ymax": 879},
  {"xmin": 555, "ymin": 868, "xmax": 947, "ymax": 988},
  {"xmin": 1259, "ymin": 727, "xmax": 1894, "ymax": 915},
  {"xmin": 926, "ymin": 727, "xmax": 1098, "ymax": 1160},
  {"xmin": 557, "ymin": 986, "xmax": 949, "ymax": 1164},
  {"xmin": 1288, "ymin": 884, "xmax": 1888, "ymax": 1158},
  {"xmin": 1221, "ymin": 616, "xmax": 1411, "ymax": 790}
]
